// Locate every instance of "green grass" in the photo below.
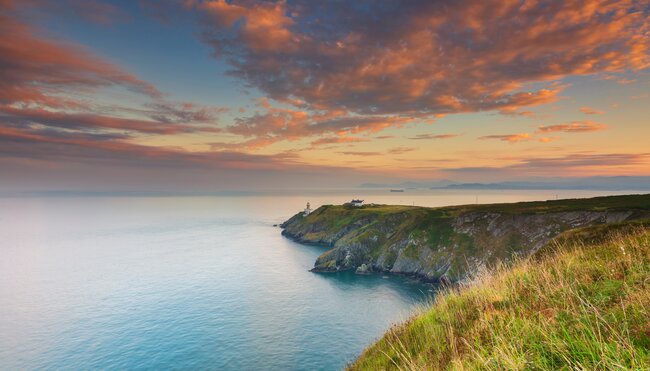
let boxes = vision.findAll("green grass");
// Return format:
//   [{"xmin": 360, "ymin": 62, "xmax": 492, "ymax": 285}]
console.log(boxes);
[
  {"xmin": 447, "ymin": 193, "xmax": 650, "ymax": 215},
  {"xmin": 285, "ymin": 194, "xmax": 650, "ymax": 278},
  {"xmin": 299, "ymin": 194, "xmax": 650, "ymax": 234},
  {"xmin": 349, "ymin": 224, "xmax": 650, "ymax": 370}
]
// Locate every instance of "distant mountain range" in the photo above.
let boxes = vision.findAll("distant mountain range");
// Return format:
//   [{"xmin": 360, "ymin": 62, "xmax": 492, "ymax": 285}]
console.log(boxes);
[{"xmin": 360, "ymin": 176, "xmax": 650, "ymax": 190}]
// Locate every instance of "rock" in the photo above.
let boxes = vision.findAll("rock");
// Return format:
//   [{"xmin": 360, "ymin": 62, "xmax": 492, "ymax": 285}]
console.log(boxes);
[
  {"xmin": 280, "ymin": 195, "xmax": 650, "ymax": 283},
  {"xmin": 356, "ymin": 263, "xmax": 370, "ymax": 274}
]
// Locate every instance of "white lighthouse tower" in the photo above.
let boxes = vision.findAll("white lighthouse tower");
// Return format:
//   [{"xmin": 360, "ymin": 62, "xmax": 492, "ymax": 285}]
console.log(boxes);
[{"xmin": 304, "ymin": 202, "xmax": 312, "ymax": 216}]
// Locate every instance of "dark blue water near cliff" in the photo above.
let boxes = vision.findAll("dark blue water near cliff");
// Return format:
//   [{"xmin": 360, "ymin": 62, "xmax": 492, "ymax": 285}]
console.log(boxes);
[{"xmin": 0, "ymin": 190, "xmax": 628, "ymax": 369}]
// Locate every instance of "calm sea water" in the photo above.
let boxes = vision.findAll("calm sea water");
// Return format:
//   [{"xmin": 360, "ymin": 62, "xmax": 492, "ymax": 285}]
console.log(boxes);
[{"xmin": 0, "ymin": 189, "xmax": 637, "ymax": 370}]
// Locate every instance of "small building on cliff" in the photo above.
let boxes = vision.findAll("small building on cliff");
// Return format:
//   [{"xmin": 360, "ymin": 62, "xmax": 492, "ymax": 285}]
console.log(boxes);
[
  {"xmin": 304, "ymin": 202, "xmax": 312, "ymax": 216},
  {"xmin": 350, "ymin": 199, "xmax": 364, "ymax": 207}
]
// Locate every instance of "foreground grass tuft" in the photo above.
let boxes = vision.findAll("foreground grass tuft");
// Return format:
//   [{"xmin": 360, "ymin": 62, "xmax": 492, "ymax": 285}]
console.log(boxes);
[{"xmin": 349, "ymin": 226, "xmax": 650, "ymax": 370}]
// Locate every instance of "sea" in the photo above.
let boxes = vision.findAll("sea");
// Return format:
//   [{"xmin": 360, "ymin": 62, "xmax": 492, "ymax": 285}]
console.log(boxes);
[{"xmin": 0, "ymin": 189, "xmax": 639, "ymax": 370}]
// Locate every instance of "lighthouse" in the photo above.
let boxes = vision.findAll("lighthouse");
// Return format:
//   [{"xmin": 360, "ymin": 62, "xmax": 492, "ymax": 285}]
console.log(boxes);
[{"xmin": 304, "ymin": 202, "xmax": 312, "ymax": 216}]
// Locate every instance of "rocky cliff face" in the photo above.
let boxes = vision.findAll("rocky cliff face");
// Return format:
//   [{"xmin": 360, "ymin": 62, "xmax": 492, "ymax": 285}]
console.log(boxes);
[{"xmin": 281, "ymin": 194, "xmax": 650, "ymax": 282}]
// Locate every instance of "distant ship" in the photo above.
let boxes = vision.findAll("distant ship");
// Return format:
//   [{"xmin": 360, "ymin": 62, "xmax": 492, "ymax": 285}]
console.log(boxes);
[{"xmin": 389, "ymin": 189, "xmax": 404, "ymax": 192}]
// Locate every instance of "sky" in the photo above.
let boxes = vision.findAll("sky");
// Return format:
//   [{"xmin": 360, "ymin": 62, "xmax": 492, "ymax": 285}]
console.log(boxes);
[{"xmin": 1, "ymin": 0, "xmax": 649, "ymax": 191}]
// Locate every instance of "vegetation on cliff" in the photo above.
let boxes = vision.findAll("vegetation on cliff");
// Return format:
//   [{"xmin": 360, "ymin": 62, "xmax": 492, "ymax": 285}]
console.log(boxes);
[
  {"xmin": 281, "ymin": 194, "xmax": 650, "ymax": 281},
  {"xmin": 349, "ymin": 222, "xmax": 650, "ymax": 370}
]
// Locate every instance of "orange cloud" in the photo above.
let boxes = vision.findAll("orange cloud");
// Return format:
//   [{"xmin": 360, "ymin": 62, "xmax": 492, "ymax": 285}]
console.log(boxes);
[
  {"xmin": 192, "ymin": 0, "xmax": 649, "ymax": 119},
  {"xmin": 191, "ymin": 0, "xmax": 298, "ymax": 52},
  {"xmin": 310, "ymin": 136, "xmax": 370, "ymax": 147},
  {"xmin": 580, "ymin": 107, "xmax": 604, "ymax": 115},
  {"xmin": 537, "ymin": 121, "xmax": 607, "ymax": 133},
  {"xmin": 479, "ymin": 133, "xmax": 531, "ymax": 143},
  {"xmin": 227, "ymin": 100, "xmax": 414, "ymax": 146}
]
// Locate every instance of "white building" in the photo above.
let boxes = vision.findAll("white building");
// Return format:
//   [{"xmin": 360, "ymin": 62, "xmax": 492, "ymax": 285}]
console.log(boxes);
[
  {"xmin": 350, "ymin": 199, "xmax": 364, "ymax": 207},
  {"xmin": 304, "ymin": 202, "xmax": 312, "ymax": 216}
]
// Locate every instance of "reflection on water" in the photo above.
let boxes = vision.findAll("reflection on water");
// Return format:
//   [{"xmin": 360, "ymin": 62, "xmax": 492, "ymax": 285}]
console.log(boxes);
[{"xmin": 0, "ymin": 189, "xmax": 635, "ymax": 370}]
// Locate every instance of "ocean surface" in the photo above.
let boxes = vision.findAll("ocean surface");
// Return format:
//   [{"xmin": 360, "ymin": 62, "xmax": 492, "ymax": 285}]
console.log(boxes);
[{"xmin": 0, "ymin": 189, "xmax": 639, "ymax": 370}]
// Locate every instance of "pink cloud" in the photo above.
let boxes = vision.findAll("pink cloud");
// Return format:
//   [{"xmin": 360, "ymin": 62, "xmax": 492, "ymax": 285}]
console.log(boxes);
[
  {"xmin": 408, "ymin": 133, "xmax": 461, "ymax": 140},
  {"xmin": 0, "ymin": 0, "xmax": 225, "ymax": 160}
]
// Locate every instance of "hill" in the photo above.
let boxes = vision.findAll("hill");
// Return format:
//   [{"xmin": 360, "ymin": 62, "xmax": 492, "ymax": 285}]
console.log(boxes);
[
  {"xmin": 349, "ymin": 222, "xmax": 650, "ymax": 369},
  {"xmin": 281, "ymin": 194, "xmax": 650, "ymax": 282}
]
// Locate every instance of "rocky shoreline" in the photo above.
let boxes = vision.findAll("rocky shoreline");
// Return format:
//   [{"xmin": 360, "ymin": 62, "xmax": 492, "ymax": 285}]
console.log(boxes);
[{"xmin": 281, "ymin": 194, "xmax": 650, "ymax": 283}]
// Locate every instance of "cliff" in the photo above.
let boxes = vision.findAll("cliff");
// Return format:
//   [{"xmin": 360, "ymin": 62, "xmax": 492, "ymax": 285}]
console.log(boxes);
[{"xmin": 281, "ymin": 194, "xmax": 650, "ymax": 282}]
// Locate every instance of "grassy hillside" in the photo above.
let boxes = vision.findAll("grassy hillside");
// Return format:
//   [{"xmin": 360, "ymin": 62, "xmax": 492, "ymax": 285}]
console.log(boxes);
[
  {"xmin": 350, "ymin": 223, "xmax": 650, "ymax": 370},
  {"xmin": 283, "ymin": 195, "xmax": 650, "ymax": 245},
  {"xmin": 282, "ymin": 194, "xmax": 650, "ymax": 281}
]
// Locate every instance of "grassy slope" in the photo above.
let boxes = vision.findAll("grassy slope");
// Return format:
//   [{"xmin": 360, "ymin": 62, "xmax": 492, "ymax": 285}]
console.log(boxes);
[
  {"xmin": 350, "ymin": 223, "xmax": 650, "ymax": 370},
  {"xmin": 285, "ymin": 194, "xmax": 650, "ymax": 278},
  {"xmin": 292, "ymin": 194, "xmax": 650, "ymax": 239}
]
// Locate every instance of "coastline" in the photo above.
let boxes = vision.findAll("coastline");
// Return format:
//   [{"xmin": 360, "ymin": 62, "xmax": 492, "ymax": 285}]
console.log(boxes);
[{"xmin": 280, "ymin": 194, "xmax": 650, "ymax": 284}]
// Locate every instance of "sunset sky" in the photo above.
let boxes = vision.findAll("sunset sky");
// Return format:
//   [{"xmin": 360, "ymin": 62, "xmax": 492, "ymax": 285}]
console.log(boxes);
[{"xmin": 1, "ymin": 0, "xmax": 649, "ymax": 191}]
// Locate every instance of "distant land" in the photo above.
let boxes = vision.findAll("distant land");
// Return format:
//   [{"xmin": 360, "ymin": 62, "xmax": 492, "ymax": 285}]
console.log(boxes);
[{"xmin": 360, "ymin": 176, "xmax": 650, "ymax": 190}]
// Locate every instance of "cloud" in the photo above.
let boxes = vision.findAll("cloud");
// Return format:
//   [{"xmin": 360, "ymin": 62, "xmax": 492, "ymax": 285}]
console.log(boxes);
[
  {"xmin": 0, "ymin": 7, "xmax": 160, "ymax": 103},
  {"xmin": 143, "ymin": 102, "xmax": 228, "ymax": 125},
  {"xmin": 441, "ymin": 152, "xmax": 650, "ymax": 179},
  {"xmin": 388, "ymin": 146, "xmax": 417, "ymax": 155},
  {"xmin": 189, "ymin": 0, "xmax": 649, "ymax": 119},
  {"xmin": 479, "ymin": 133, "xmax": 531, "ymax": 143},
  {"xmin": 518, "ymin": 153, "xmax": 650, "ymax": 169},
  {"xmin": 0, "ymin": 122, "xmax": 302, "ymax": 171},
  {"xmin": 310, "ymin": 136, "xmax": 370, "ymax": 147},
  {"xmin": 0, "ymin": 0, "xmax": 227, "ymax": 167},
  {"xmin": 473, "ymin": 121, "xmax": 606, "ymax": 146},
  {"xmin": 339, "ymin": 151, "xmax": 381, "ymax": 156},
  {"xmin": 408, "ymin": 134, "xmax": 461, "ymax": 140},
  {"xmin": 0, "ymin": 106, "xmax": 222, "ymax": 135},
  {"xmin": 227, "ymin": 99, "xmax": 414, "ymax": 145},
  {"xmin": 537, "ymin": 121, "xmax": 607, "ymax": 133},
  {"xmin": 598, "ymin": 74, "xmax": 638, "ymax": 85},
  {"xmin": 580, "ymin": 107, "xmax": 604, "ymax": 115},
  {"xmin": 616, "ymin": 78, "xmax": 637, "ymax": 85},
  {"xmin": 499, "ymin": 110, "xmax": 536, "ymax": 117}
]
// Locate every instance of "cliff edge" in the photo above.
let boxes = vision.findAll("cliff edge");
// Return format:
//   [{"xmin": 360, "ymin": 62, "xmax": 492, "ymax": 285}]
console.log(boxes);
[{"xmin": 281, "ymin": 194, "xmax": 650, "ymax": 282}]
